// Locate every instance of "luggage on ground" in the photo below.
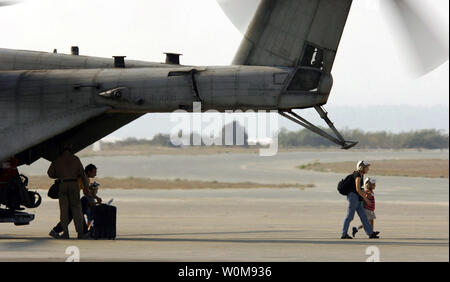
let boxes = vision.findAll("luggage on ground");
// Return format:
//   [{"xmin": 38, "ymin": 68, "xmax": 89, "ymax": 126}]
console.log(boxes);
[{"xmin": 90, "ymin": 204, "xmax": 116, "ymax": 239}]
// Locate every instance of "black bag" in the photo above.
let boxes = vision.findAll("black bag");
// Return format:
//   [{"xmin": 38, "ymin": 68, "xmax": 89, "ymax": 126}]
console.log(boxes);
[
  {"xmin": 91, "ymin": 204, "xmax": 116, "ymax": 240},
  {"xmin": 47, "ymin": 181, "xmax": 59, "ymax": 199},
  {"xmin": 337, "ymin": 173, "xmax": 356, "ymax": 196}
]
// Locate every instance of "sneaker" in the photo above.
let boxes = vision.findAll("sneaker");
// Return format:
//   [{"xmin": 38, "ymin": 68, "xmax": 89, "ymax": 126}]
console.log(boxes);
[
  {"xmin": 49, "ymin": 230, "xmax": 60, "ymax": 239},
  {"xmin": 341, "ymin": 234, "xmax": 353, "ymax": 239},
  {"xmin": 59, "ymin": 232, "xmax": 70, "ymax": 240},
  {"xmin": 369, "ymin": 232, "xmax": 380, "ymax": 239},
  {"xmin": 352, "ymin": 227, "xmax": 358, "ymax": 237}
]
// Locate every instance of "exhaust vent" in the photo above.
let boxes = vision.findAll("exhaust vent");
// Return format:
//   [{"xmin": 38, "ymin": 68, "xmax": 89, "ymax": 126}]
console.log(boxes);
[
  {"xmin": 164, "ymin": 53, "xmax": 182, "ymax": 65},
  {"xmin": 71, "ymin": 46, "xmax": 79, "ymax": 56},
  {"xmin": 113, "ymin": 56, "xmax": 126, "ymax": 68}
]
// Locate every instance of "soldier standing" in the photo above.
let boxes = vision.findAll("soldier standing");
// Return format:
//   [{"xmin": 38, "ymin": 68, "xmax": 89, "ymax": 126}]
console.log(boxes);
[{"xmin": 47, "ymin": 145, "xmax": 89, "ymax": 239}]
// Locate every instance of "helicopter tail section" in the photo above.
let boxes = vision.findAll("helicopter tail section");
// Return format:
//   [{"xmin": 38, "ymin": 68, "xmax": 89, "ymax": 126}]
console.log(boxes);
[{"xmin": 233, "ymin": 0, "xmax": 353, "ymax": 73}]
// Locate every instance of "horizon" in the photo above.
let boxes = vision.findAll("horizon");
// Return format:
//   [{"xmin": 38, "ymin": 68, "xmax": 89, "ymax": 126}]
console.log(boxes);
[{"xmin": 101, "ymin": 104, "xmax": 449, "ymax": 141}]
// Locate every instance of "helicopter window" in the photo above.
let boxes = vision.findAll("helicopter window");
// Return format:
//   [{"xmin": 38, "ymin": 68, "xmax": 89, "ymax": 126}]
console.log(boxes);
[{"xmin": 300, "ymin": 43, "xmax": 324, "ymax": 70}]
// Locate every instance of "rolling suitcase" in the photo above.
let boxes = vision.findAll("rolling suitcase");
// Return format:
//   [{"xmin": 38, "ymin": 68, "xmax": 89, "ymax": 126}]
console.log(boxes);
[{"xmin": 91, "ymin": 204, "xmax": 116, "ymax": 240}]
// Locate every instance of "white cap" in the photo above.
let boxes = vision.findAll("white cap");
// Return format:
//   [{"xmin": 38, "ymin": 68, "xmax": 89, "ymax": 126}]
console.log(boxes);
[
  {"xmin": 364, "ymin": 177, "xmax": 376, "ymax": 185},
  {"xmin": 357, "ymin": 160, "xmax": 371, "ymax": 170}
]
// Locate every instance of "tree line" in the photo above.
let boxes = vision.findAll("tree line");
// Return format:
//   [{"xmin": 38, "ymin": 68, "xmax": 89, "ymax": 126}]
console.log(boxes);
[
  {"xmin": 107, "ymin": 125, "xmax": 449, "ymax": 150},
  {"xmin": 277, "ymin": 128, "xmax": 449, "ymax": 149}
]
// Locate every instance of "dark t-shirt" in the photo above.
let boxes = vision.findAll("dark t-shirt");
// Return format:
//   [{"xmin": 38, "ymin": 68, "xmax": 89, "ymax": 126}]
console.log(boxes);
[{"xmin": 352, "ymin": 171, "xmax": 364, "ymax": 201}]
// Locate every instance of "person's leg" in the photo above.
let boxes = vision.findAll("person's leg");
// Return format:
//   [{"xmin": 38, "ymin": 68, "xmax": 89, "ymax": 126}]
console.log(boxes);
[
  {"xmin": 82, "ymin": 213, "xmax": 88, "ymax": 234},
  {"xmin": 356, "ymin": 202, "xmax": 373, "ymax": 236},
  {"xmin": 58, "ymin": 183, "xmax": 70, "ymax": 237},
  {"xmin": 52, "ymin": 222, "xmax": 63, "ymax": 234},
  {"xmin": 370, "ymin": 220, "xmax": 374, "ymax": 230},
  {"xmin": 67, "ymin": 184, "xmax": 85, "ymax": 236},
  {"xmin": 85, "ymin": 207, "xmax": 92, "ymax": 229},
  {"xmin": 85, "ymin": 207, "xmax": 92, "ymax": 222},
  {"xmin": 77, "ymin": 196, "xmax": 89, "ymax": 233},
  {"xmin": 51, "ymin": 210, "xmax": 73, "ymax": 236},
  {"xmin": 49, "ymin": 221, "xmax": 63, "ymax": 238},
  {"xmin": 342, "ymin": 192, "xmax": 358, "ymax": 236},
  {"xmin": 81, "ymin": 196, "xmax": 89, "ymax": 214},
  {"xmin": 352, "ymin": 224, "xmax": 362, "ymax": 237}
]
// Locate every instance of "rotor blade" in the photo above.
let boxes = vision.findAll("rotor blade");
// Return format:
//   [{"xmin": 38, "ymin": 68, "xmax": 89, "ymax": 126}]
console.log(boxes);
[
  {"xmin": 216, "ymin": 0, "xmax": 260, "ymax": 34},
  {"xmin": 381, "ymin": 0, "xmax": 449, "ymax": 77},
  {"xmin": 0, "ymin": 1, "xmax": 20, "ymax": 7}
]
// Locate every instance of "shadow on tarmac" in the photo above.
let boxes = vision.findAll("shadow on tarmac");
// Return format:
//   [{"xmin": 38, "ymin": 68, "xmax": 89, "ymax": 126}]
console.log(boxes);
[{"xmin": 1, "ymin": 230, "xmax": 448, "ymax": 248}]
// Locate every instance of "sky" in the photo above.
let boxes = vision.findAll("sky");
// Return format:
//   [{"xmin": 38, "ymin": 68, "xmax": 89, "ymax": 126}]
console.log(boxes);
[{"xmin": 0, "ymin": 0, "xmax": 449, "ymax": 138}]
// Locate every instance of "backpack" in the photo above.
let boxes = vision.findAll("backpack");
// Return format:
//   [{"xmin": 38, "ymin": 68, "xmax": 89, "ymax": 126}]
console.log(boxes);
[{"xmin": 337, "ymin": 173, "xmax": 356, "ymax": 196}]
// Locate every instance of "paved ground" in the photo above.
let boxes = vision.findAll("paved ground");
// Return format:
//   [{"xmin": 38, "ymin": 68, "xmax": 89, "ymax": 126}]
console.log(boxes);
[
  {"xmin": 0, "ymin": 188, "xmax": 448, "ymax": 262},
  {"xmin": 2, "ymin": 150, "xmax": 448, "ymax": 262}
]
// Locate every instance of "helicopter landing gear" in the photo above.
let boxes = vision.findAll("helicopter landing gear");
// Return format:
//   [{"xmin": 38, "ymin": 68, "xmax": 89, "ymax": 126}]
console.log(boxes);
[{"xmin": 279, "ymin": 106, "xmax": 358, "ymax": 150}]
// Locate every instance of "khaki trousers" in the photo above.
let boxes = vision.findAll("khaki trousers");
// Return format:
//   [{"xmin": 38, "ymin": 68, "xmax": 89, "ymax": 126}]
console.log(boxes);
[{"xmin": 58, "ymin": 182, "xmax": 84, "ymax": 235}]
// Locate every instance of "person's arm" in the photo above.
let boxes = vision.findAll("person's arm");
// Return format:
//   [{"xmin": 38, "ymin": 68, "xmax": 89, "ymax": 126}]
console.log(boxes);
[
  {"xmin": 355, "ymin": 177, "xmax": 369, "ymax": 203},
  {"xmin": 77, "ymin": 158, "xmax": 90, "ymax": 190},
  {"xmin": 82, "ymin": 186, "xmax": 89, "ymax": 196},
  {"xmin": 47, "ymin": 161, "xmax": 57, "ymax": 179},
  {"xmin": 95, "ymin": 196, "xmax": 102, "ymax": 204}
]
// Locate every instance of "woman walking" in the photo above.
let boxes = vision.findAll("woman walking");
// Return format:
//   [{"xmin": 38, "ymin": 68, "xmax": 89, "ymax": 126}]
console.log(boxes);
[{"xmin": 341, "ymin": 161, "xmax": 380, "ymax": 239}]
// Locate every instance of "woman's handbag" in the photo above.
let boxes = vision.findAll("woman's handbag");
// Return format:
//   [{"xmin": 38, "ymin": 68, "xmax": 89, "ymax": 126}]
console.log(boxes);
[{"xmin": 47, "ymin": 180, "xmax": 59, "ymax": 199}]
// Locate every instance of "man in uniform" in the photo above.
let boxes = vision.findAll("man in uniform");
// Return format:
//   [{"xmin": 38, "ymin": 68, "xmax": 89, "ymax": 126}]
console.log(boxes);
[
  {"xmin": 49, "ymin": 164, "xmax": 98, "ymax": 238},
  {"xmin": 47, "ymin": 145, "xmax": 89, "ymax": 239}
]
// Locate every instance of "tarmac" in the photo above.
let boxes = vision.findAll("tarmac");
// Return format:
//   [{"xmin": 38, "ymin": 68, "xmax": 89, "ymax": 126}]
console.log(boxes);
[
  {"xmin": 1, "ymin": 150, "xmax": 448, "ymax": 262},
  {"xmin": 0, "ymin": 188, "xmax": 448, "ymax": 262}
]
